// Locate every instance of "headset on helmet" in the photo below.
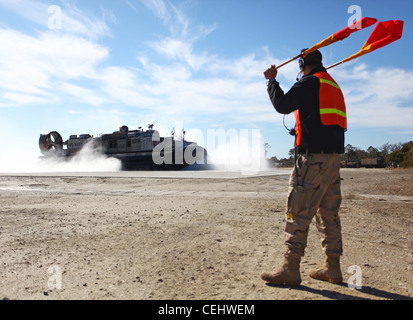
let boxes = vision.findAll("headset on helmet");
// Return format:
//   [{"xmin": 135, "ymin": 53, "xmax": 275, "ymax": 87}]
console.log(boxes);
[{"xmin": 298, "ymin": 49, "xmax": 323, "ymax": 72}]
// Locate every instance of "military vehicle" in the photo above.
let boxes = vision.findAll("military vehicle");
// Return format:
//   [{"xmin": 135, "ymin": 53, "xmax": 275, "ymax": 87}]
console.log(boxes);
[
  {"xmin": 39, "ymin": 125, "xmax": 207, "ymax": 170},
  {"xmin": 360, "ymin": 157, "xmax": 386, "ymax": 168}
]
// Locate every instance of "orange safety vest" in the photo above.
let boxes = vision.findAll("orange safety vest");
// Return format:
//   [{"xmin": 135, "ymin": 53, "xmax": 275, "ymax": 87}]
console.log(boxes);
[{"xmin": 294, "ymin": 71, "xmax": 347, "ymax": 147}]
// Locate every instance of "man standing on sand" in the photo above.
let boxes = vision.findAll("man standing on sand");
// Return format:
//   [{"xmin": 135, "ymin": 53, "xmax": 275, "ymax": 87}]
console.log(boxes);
[{"xmin": 261, "ymin": 49, "xmax": 346, "ymax": 286}]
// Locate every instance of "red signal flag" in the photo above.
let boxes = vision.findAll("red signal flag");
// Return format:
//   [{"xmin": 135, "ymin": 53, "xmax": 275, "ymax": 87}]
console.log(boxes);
[
  {"xmin": 275, "ymin": 17, "xmax": 377, "ymax": 70},
  {"xmin": 304, "ymin": 17, "xmax": 378, "ymax": 56},
  {"xmin": 327, "ymin": 20, "xmax": 404, "ymax": 69}
]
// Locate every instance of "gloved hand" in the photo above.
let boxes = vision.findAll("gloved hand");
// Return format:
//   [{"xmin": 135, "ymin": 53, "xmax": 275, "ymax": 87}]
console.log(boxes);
[{"xmin": 263, "ymin": 65, "xmax": 278, "ymax": 80}]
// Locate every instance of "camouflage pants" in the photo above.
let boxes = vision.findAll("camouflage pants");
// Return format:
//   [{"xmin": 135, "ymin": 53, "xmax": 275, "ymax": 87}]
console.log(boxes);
[{"xmin": 284, "ymin": 153, "xmax": 343, "ymax": 257}]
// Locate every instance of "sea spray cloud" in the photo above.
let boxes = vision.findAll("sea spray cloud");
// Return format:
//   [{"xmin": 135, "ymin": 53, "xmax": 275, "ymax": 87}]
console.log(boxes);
[
  {"xmin": 39, "ymin": 140, "xmax": 122, "ymax": 172},
  {"xmin": 152, "ymin": 123, "xmax": 269, "ymax": 175},
  {"xmin": 0, "ymin": 140, "xmax": 121, "ymax": 173}
]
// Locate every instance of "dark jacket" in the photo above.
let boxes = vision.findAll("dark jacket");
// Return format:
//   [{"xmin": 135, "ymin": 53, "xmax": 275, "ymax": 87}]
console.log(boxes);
[{"xmin": 267, "ymin": 66, "xmax": 345, "ymax": 154}]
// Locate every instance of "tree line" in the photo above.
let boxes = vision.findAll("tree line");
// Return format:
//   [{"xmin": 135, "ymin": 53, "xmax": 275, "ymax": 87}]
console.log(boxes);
[
  {"xmin": 342, "ymin": 141, "xmax": 413, "ymax": 168},
  {"xmin": 266, "ymin": 141, "xmax": 413, "ymax": 168}
]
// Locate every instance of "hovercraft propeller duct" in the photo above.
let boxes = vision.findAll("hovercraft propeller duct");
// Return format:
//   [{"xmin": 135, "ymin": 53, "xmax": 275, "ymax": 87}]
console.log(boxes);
[{"xmin": 39, "ymin": 131, "xmax": 64, "ymax": 155}]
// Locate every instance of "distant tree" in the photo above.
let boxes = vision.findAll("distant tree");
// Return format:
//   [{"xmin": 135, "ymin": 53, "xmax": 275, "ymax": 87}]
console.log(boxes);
[
  {"xmin": 263, "ymin": 143, "xmax": 271, "ymax": 158},
  {"xmin": 403, "ymin": 149, "xmax": 413, "ymax": 167},
  {"xmin": 386, "ymin": 141, "xmax": 413, "ymax": 168},
  {"xmin": 401, "ymin": 141, "xmax": 413, "ymax": 153},
  {"xmin": 344, "ymin": 144, "xmax": 366, "ymax": 161},
  {"xmin": 386, "ymin": 150, "xmax": 404, "ymax": 165},
  {"xmin": 366, "ymin": 146, "xmax": 379, "ymax": 158},
  {"xmin": 391, "ymin": 142, "xmax": 403, "ymax": 152},
  {"xmin": 274, "ymin": 141, "xmax": 413, "ymax": 168},
  {"xmin": 378, "ymin": 142, "xmax": 392, "ymax": 159},
  {"xmin": 400, "ymin": 141, "xmax": 413, "ymax": 168},
  {"xmin": 344, "ymin": 144, "xmax": 357, "ymax": 160}
]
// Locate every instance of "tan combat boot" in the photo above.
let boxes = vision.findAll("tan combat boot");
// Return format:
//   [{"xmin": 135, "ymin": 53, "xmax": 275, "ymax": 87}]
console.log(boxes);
[
  {"xmin": 261, "ymin": 251, "xmax": 302, "ymax": 286},
  {"xmin": 309, "ymin": 255, "xmax": 343, "ymax": 284}
]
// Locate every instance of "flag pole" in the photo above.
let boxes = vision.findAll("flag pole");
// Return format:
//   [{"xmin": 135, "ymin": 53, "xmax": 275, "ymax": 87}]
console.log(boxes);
[
  {"xmin": 326, "ymin": 61, "xmax": 344, "ymax": 70},
  {"xmin": 274, "ymin": 17, "xmax": 377, "ymax": 70},
  {"xmin": 326, "ymin": 20, "xmax": 404, "ymax": 70},
  {"xmin": 276, "ymin": 53, "xmax": 303, "ymax": 70}
]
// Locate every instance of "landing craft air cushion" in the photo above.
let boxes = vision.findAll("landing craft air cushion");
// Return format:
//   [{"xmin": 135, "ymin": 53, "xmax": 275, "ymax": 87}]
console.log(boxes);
[{"xmin": 39, "ymin": 125, "xmax": 207, "ymax": 170}]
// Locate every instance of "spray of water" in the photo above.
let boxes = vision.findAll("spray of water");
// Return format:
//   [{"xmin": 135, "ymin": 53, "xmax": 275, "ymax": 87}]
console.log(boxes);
[
  {"xmin": 206, "ymin": 129, "xmax": 269, "ymax": 175},
  {"xmin": 0, "ymin": 140, "xmax": 121, "ymax": 173},
  {"xmin": 0, "ymin": 127, "xmax": 269, "ymax": 174}
]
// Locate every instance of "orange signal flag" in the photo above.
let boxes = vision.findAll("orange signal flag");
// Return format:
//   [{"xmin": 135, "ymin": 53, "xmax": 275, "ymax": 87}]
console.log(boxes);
[
  {"xmin": 304, "ymin": 17, "xmax": 378, "ymax": 56},
  {"xmin": 275, "ymin": 17, "xmax": 377, "ymax": 70},
  {"xmin": 327, "ymin": 20, "xmax": 404, "ymax": 69}
]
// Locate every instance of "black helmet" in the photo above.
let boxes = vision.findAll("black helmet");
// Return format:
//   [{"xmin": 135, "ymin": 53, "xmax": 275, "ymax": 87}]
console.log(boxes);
[{"xmin": 299, "ymin": 49, "xmax": 323, "ymax": 71}]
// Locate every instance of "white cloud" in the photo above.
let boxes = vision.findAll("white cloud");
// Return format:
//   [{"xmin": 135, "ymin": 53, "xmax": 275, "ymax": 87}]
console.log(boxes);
[
  {"xmin": 333, "ymin": 63, "xmax": 413, "ymax": 128},
  {"xmin": 125, "ymin": 0, "xmax": 138, "ymax": 12},
  {"xmin": 0, "ymin": 1, "xmax": 224, "ymax": 113},
  {"xmin": 0, "ymin": 0, "xmax": 112, "ymax": 39},
  {"xmin": 134, "ymin": 1, "xmax": 276, "ymax": 122},
  {"xmin": 0, "ymin": 0, "xmax": 412, "ymax": 138},
  {"xmin": 0, "ymin": 0, "xmax": 50, "ymax": 26},
  {"xmin": 147, "ymin": 38, "xmax": 212, "ymax": 71},
  {"xmin": 139, "ymin": 0, "xmax": 170, "ymax": 21},
  {"xmin": 61, "ymin": 83, "xmax": 107, "ymax": 106},
  {"xmin": 0, "ymin": 28, "xmax": 109, "ymax": 105},
  {"xmin": 98, "ymin": 66, "xmax": 157, "ymax": 107},
  {"xmin": 139, "ymin": 0, "xmax": 188, "ymax": 36}
]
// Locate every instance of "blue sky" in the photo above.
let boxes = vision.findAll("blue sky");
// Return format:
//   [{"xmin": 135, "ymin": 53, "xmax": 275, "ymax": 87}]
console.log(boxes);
[{"xmin": 0, "ymin": 0, "xmax": 412, "ymax": 164}]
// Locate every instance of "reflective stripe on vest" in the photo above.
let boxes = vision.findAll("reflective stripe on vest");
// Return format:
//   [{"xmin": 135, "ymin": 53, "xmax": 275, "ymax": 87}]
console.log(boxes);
[
  {"xmin": 314, "ymin": 71, "xmax": 347, "ymax": 130},
  {"xmin": 320, "ymin": 108, "xmax": 347, "ymax": 118},
  {"xmin": 294, "ymin": 110, "xmax": 301, "ymax": 147},
  {"xmin": 293, "ymin": 71, "xmax": 346, "ymax": 148}
]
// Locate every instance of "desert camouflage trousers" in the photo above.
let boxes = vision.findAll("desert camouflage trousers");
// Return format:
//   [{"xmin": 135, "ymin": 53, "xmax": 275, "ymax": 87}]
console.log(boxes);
[{"xmin": 284, "ymin": 153, "xmax": 343, "ymax": 257}]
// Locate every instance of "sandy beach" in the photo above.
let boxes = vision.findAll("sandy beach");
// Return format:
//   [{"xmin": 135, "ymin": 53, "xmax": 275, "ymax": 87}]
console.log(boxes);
[{"xmin": 0, "ymin": 168, "xmax": 412, "ymax": 300}]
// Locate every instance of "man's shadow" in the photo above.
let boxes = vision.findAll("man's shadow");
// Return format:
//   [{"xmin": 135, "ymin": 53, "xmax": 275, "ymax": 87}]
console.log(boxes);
[{"xmin": 266, "ymin": 282, "xmax": 412, "ymax": 300}]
